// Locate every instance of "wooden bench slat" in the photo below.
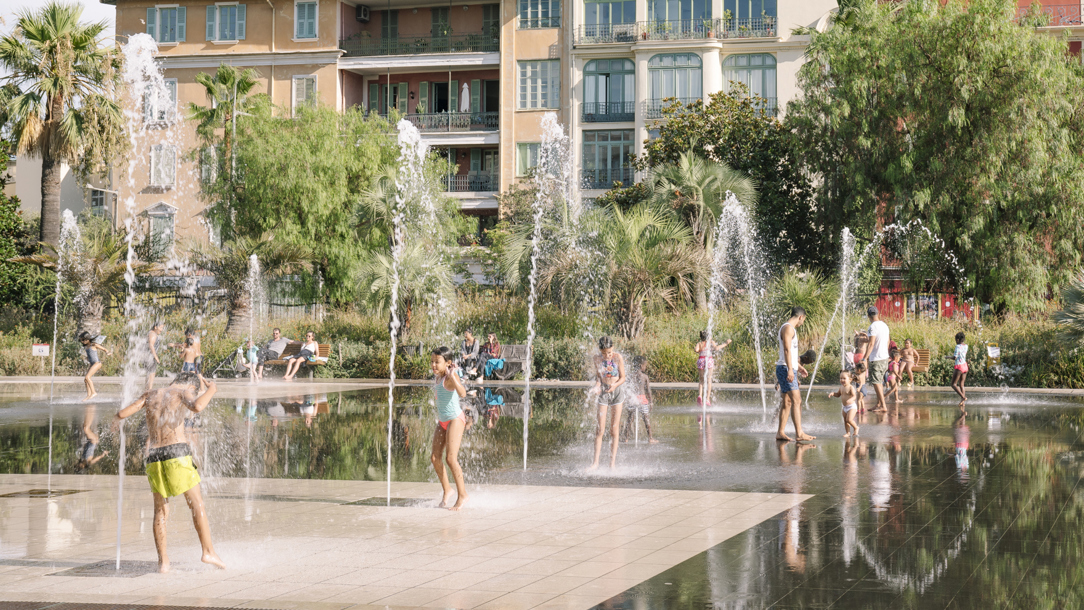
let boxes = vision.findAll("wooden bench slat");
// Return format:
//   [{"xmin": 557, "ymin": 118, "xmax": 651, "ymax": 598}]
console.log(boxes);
[
  {"xmin": 911, "ymin": 348, "xmax": 931, "ymax": 374},
  {"xmin": 265, "ymin": 343, "xmax": 332, "ymax": 366}
]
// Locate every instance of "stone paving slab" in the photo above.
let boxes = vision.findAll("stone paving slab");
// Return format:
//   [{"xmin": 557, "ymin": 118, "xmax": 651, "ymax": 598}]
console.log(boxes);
[{"xmin": 0, "ymin": 475, "xmax": 810, "ymax": 609}]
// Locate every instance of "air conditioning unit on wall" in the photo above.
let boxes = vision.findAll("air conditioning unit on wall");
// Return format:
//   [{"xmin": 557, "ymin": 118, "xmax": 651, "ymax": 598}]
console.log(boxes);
[{"xmin": 355, "ymin": 5, "xmax": 371, "ymax": 22}]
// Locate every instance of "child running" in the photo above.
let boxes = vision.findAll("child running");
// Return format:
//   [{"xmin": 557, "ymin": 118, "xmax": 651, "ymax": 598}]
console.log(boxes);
[
  {"xmin": 78, "ymin": 332, "xmax": 111, "ymax": 401},
  {"xmin": 854, "ymin": 361, "xmax": 867, "ymax": 413},
  {"xmin": 591, "ymin": 336, "xmax": 626, "ymax": 469},
  {"xmin": 430, "ymin": 346, "xmax": 468, "ymax": 510},
  {"xmin": 900, "ymin": 338, "xmax": 919, "ymax": 388},
  {"xmin": 694, "ymin": 332, "xmax": 732, "ymax": 408},
  {"xmin": 828, "ymin": 370, "xmax": 860, "ymax": 437},
  {"xmin": 178, "ymin": 337, "xmax": 199, "ymax": 373},
  {"xmin": 112, "ymin": 373, "xmax": 225, "ymax": 573},
  {"xmin": 621, "ymin": 356, "xmax": 657, "ymax": 444},
  {"xmin": 951, "ymin": 332, "xmax": 969, "ymax": 406}
]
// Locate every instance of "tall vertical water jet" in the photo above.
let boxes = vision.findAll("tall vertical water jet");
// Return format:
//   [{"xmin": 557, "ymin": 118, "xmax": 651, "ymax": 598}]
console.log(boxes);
[
  {"xmin": 46, "ymin": 211, "xmax": 82, "ymax": 492},
  {"xmin": 709, "ymin": 194, "xmax": 769, "ymax": 411},
  {"xmin": 246, "ymin": 254, "xmax": 264, "ymax": 343}
]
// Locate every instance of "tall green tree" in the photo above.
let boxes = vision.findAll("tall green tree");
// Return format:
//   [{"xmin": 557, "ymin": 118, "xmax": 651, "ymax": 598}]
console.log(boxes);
[
  {"xmin": 637, "ymin": 89, "xmax": 822, "ymax": 271},
  {"xmin": 788, "ymin": 0, "xmax": 1084, "ymax": 312},
  {"xmin": 203, "ymin": 103, "xmax": 399, "ymax": 303},
  {"xmin": 0, "ymin": 1, "xmax": 125, "ymax": 245}
]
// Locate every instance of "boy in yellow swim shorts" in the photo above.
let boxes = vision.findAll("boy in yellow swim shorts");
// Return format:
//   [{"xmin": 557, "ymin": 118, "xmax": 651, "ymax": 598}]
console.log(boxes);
[{"xmin": 113, "ymin": 372, "xmax": 226, "ymax": 573}]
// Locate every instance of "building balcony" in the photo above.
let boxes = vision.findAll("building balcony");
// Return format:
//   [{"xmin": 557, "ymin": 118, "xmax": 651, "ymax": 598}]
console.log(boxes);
[
  {"xmin": 582, "ymin": 101, "xmax": 636, "ymax": 122},
  {"xmin": 444, "ymin": 173, "xmax": 498, "ymax": 192},
  {"xmin": 643, "ymin": 97, "xmax": 701, "ymax": 119},
  {"xmin": 581, "ymin": 168, "xmax": 634, "ymax": 190},
  {"xmin": 574, "ymin": 17, "xmax": 777, "ymax": 45},
  {"xmin": 382, "ymin": 112, "xmax": 498, "ymax": 132},
  {"xmin": 1015, "ymin": 4, "xmax": 1082, "ymax": 26},
  {"xmin": 340, "ymin": 32, "xmax": 499, "ymax": 57}
]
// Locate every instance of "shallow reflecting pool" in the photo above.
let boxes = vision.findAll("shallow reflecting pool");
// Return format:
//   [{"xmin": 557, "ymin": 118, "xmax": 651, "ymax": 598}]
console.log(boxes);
[{"xmin": 1, "ymin": 383, "xmax": 1082, "ymax": 608}]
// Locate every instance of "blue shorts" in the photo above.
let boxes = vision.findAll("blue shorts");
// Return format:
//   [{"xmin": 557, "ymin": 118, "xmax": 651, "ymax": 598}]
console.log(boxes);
[
  {"xmin": 181, "ymin": 362, "xmax": 197, "ymax": 373},
  {"xmin": 776, "ymin": 364, "xmax": 800, "ymax": 393}
]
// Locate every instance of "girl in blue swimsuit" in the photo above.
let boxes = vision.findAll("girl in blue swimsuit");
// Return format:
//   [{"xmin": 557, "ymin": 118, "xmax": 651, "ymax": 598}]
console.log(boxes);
[
  {"xmin": 79, "ymin": 332, "xmax": 111, "ymax": 402},
  {"xmin": 430, "ymin": 346, "xmax": 469, "ymax": 510}
]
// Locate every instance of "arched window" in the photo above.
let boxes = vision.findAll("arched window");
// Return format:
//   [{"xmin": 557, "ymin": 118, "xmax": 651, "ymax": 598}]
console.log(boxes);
[
  {"xmin": 584, "ymin": 59, "xmax": 635, "ymax": 121},
  {"xmin": 648, "ymin": 53, "xmax": 702, "ymax": 102},
  {"xmin": 723, "ymin": 53, "xmax": 776, "ymax": 112}
]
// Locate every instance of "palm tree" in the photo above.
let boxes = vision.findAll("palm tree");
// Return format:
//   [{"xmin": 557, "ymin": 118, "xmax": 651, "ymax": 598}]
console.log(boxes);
[
  {"xmin": 10, "ymin": 226, "xmax": 155, "ymax": 336},
  {"xmin": 190, "ymin": 235, "xmax": 309, "ymax": 336},
  {"xmin": 1053, "ymin": 271, "xmax": 1084, "ymax": 347},
  {"xmin": 600, "ymin": 205, "xmax": 700, "ymax": 339},
  {"xmin": 357, "ymin": 241, "xmax": 455, "ymax": 336},
  {"xmin": 0, "ymin": 2, "xmax": 124, "ymax": 245},
  {"xmin": 650, "ymin": 151, "xmax": 758, "ymax": 309}
]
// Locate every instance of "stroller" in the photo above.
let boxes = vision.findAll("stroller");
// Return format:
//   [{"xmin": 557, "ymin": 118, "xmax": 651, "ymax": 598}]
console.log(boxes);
[{"xmin": 207, "ymin": 344, "xmax": 253, "ymax": 379}]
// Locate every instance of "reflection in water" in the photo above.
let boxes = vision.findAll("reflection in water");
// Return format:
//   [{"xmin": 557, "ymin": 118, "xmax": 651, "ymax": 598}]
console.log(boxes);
[{"xmin": 4, "ymin": 389, "xmax": 1084, "ymax": 606}]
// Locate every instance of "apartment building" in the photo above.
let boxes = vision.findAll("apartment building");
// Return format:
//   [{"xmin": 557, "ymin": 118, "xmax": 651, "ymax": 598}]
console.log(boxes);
[{"xmin": 104, "ymin": 0, "xmax": 843, "ymax": 247}]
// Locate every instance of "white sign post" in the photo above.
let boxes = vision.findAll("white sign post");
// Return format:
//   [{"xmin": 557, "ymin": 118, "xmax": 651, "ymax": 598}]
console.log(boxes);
[{"xmin": 32, "ymin": 344, "xmax": 49, "ymax": 375}]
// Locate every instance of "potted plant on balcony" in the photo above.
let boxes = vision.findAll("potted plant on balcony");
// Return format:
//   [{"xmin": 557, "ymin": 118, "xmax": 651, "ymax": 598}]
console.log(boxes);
[
  {"xmin": 703, "ymin": 18, "xmax": 714, "ymax": 38},
  {"xmin": 738, "ymin": 23, "xmax": 748, "ymax": 37},
  {"xmin": 762, "ymin": 11, "xmax": 775, "ymax": 37},
  {"xmin": 722, "ymin": 10, "xmax": 732, "ymax": 38}
]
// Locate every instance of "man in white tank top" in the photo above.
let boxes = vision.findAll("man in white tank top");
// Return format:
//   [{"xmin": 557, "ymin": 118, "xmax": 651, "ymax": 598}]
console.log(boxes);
[{"xmin": 775, "ymin": 306, "xmax": 815, "ymax": 442}]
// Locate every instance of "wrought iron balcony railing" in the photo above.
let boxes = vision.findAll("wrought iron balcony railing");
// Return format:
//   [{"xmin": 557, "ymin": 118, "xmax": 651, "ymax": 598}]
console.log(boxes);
[
  {"xmin": 1015, "ymin": 3, "xmax": 1082, "ymax": 26},
  {"xmin": 643, "ymin": 97, "xmax": 701, "ymax": 119},
  {"xmin": 381, "ymin": 112, "xmax": 498, "ymax": 132},
  {"xmin": 582, "ymin": 101, "xmax": 636, "ymax": 122},
  {"xmin": 574, "ymin": 17, "xmax": 778, "ymax": 44},
  {"xmin": 444, "ymin": 173, "xmax": 498, "ymax": 192},
  {"xmin": 340, "ymin": 32, "xmax": 499, "ymax": 57},
  {"xmin": 581, "ymin": 168, "xmax": 634, "ymax": 190}
]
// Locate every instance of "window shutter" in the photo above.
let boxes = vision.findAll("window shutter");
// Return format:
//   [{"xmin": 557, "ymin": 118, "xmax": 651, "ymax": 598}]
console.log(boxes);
[
  {"xmin": 165, "ymin": 147, "xmax": 176, "ymax": 186},
  {"xmin": 237, "ymin": 5, "xmax": 247, "ymax": 39},
  {"xmin": 147, "ymin": 8, "xmax": 157, "ymax": 39},
  {"xmin": 166, "ymin": 80, "xmax": 178, "ymax": 120},
  {"xmin": 306, "ymin": 77, "xmax": 316, "ymax": 103},
  {"xmin": 292, "ymin": 78, "xmax": 301, "ymax": 111},
  {"xmin": 471, "ymin": 80, "xmax": 480, "ymax": 114},
  {"xmin": 470, "ymin": 148, "xmax": 481, "ymax": 172},
  {"xmin": 418, "ymin": 82, "xmax": 428, "ymax": 113},
  {"xmin": 516, "ymin": 144, "xmax": 527, "ymax": 176},
  {"xmin": 143, "ymin": 87, "xmax": 153, "ymax": 121},
  {"xmin": 396, "ymin": 83, "xmax": 408, "ymax": 113},
  {"xmin": 206, "ymin": 6, "xmax": 217, "ymax": 40},
  {"xmin": 177, "ymin": 7, "xmax": 186, "ymax": 41},
  {"xmin": 449, "ymin": 80, "xmax": 458, "ymax": 113},
  {"xmin": 308, "ymin": 3, "xmax": 317, "ymax": 37},
  {"xmin": 368, "ymin": 83, "xmax": 379, "ymax": 112}
]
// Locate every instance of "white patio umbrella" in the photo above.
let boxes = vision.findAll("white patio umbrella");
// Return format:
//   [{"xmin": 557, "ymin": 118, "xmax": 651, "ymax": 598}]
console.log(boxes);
[{"xmin": 460, "ymin": 82, "xmax": 470, "ymax": 113}]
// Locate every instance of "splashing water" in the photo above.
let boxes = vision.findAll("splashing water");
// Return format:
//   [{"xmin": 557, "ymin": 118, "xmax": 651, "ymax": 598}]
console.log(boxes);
[
  {"xmin": 47, "ymin": 211, "xmax": 82, "ymax": 491},
  {"xmin": 804, "ymin": 228, "xmax": 856, "ymax": 404},
  {"xmin": 246, "ymin": 254, "xmax": 265, "ymax": 342},
  {"xmin": 706, "ymin": 194, "xmax": 769, "ymax": 411}
]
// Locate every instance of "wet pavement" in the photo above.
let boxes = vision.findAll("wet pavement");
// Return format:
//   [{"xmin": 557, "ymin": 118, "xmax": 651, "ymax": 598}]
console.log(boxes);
[{"xmin": 0, "ymin": 381, "xmax": 1081, "ymax": 608}]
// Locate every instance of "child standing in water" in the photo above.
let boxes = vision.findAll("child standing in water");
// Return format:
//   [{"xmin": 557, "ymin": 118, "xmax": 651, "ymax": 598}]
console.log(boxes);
[
  {"xmin": 694, "ymin": 331, "xmax": 732, "ymax": 408},
  {"xmin": 621, "ymin": 356, "xmax": 657, "ymax": 444},
  {"xmin": 591, "ymin": 336, "xmax": 626, "ymax": 469},
  {"xmin": 828, "ymin": 370, "xmax": 860, "ymax": 437},
  {"xmin": 246, "ymin": 339, "xmax": 260, "ymax": 383},
  {"xmin": 951, "ymin": 332, "xmax": 968, "ymax": 406},
  {"xmin": 79, "ymin": 332, "xmax": 111, "ymax": 401},
  {"xmin": 430, "ymin": 347, "xmax": 468, "ymax": 510},
  {"xmin": 854, "ymin": 361, "xmax": 867, "ymax": 413},
  {"xmin": 178, "ymin": 337, "xmax": 200, "ymax": 373},
  {"xmin": 886, "ymin": 349, "xmax": 902, "ymax": 403}
]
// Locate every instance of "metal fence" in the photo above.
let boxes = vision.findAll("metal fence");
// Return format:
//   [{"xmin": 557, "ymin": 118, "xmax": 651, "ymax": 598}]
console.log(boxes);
[
  {"xmin": 443, "ymin": 174, "xmax": 498, "ymax": 192},
  {"xmin": 582, "ymin": 101, "xmax": 636, "ymax": 122},
  {"xmin": 340, "ymin": 32, "xmax": 499, "ymax": 57},
  {"xmin": 581, "ymin": 167, "xmax": 635, "ymax": 190},
  {"xmin": 574, "ymin": 17, "xmax": 777, "ymax": 44},
  {"xmin": 396, "ymin": 111, "xmax": 499, "ymax": 132}
]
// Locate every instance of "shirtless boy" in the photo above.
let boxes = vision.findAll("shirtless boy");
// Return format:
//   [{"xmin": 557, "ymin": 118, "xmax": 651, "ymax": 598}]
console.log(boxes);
[
  {"xmin": 900, "ymin": 339, "xmax": 919, "ymax": 389},
  {"xmin": 113, "ymin": 373, "xmax": 226, "ymax": 573}
]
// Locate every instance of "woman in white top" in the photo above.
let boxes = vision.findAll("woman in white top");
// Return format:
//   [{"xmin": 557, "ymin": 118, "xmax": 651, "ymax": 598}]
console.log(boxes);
[{"xmin": 284, "ymin": 331, "xmax": 319, "ymax": 380}]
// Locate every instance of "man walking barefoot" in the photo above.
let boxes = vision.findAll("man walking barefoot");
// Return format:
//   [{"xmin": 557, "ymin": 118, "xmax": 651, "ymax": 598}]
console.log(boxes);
[
  {"xmin": 113, "ymin": 373, "xmax": 226, "ymax": 573},
  {"xmin": 862, "ymin": 306, "xmax": 891, "ymax": 412},
  {"xmin": 776, "ymin": 307, "xmax": 815, "ymax": 442}
]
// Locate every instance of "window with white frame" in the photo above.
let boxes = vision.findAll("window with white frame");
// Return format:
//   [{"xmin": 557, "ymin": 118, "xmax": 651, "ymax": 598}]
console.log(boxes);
[
  {"xmin": 150, "ymin": 145, "xmax": 177, "ymax": 188},
  {"xmin": 292, "ymin": 76, "xmax": 317, "ymax": 114},
  {"xmin": 649, "ymin": 53, "xmax": 702, "ymax": 100},
  {"xmin": 90, "ymin": 189, "xmax": 106, "ymax": 208},
  {"xmin": 149, "ymin": 212, "xmax": 175, "ymax": 257},
  {"xmin": 518, "ymin": 61, "xmax": 559, "ymax": 109},
  {"xmin": 723, "ymin": 53, "xmax": 777, "ymax": 111},
  {"xmin": 146, "ymin": 6, "xmax": 187, "ymax": 43},
  {"xmin": 516, "ymin": 143, "xmax": 540, "ymax": 176},
  {"xmin": 295, "ymin": 1, "xmax": 317, "ymax": 39},
  {"xmin": 144, "ymin": 79, "xmax": 177, "ymax": 123},
  {"xmin": 519, "ymin": 0, "xmax": 560, "ymax": 28},
  {"xmin": 206, "ymin": 4, "xmax": 246, "ymax": 41}
]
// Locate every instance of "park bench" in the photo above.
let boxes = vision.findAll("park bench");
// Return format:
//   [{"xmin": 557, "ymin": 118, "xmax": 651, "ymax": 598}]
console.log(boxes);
[
  {"xmin": 264, "ymin": 343, "xmax": 332, "ymax": 378},
  {"xmin": 491, "ymin": 344, "xmax": 531, "ymax": 380},
  {"xmin": 911, "ymin": 349, "xmax": 931, "ymax": 373}
]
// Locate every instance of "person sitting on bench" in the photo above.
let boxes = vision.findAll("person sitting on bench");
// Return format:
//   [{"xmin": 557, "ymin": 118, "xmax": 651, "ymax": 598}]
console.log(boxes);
[
  {"xmin": 258, "ymin": 328, "xmax": 294, "ymax": 378},
  {"xmin": 284, "ymin": 331, "xmax": 318, "ymax": 380}
]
